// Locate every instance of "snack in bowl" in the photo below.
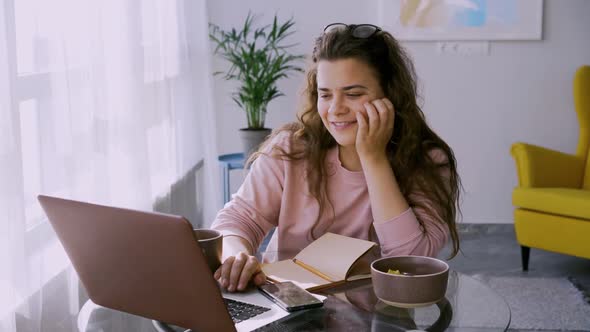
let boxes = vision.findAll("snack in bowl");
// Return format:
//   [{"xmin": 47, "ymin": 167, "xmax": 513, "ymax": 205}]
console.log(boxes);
[
  {"xmin": 387, "ymin": 269, "xmax": 401, "ymax": 275},
  {"xmin": 371, "ymin": 255, "xmax": 449, "ymax": 308}
]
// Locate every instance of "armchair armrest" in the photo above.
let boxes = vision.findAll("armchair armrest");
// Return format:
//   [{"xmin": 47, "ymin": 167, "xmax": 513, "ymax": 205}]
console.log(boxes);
[{"xmin": 510, "ymin": 142, "xmax": 585, "ymax": 188}]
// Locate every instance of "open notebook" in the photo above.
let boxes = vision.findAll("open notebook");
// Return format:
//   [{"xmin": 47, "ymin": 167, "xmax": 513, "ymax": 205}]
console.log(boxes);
[{"xmin": 261, "ymin": 233, "xmax": 377, "ymax": 292}]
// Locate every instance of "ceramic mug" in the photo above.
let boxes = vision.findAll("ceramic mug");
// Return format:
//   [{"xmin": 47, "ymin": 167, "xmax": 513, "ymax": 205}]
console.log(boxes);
[{"xmin": 194, "ymin": 229, "xmax": 223, "ymax": 273}]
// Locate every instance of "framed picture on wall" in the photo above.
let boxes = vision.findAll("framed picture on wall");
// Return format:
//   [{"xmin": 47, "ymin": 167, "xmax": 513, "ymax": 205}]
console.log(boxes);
[{"xmin": 378, "ymin": 0, "xmax": 544, "ymax": 41}]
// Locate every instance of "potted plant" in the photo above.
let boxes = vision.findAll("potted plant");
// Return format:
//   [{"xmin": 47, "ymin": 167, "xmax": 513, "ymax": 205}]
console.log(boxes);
[{"xmin": 209, "ymin": 13, "xmax": 304, "ymax": 157}]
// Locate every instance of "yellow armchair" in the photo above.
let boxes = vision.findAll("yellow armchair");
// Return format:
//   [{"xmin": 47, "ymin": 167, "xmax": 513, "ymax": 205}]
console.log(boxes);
[{"xmin": 511, "ymin": 65, "xmax": 590, "ymax": 271}]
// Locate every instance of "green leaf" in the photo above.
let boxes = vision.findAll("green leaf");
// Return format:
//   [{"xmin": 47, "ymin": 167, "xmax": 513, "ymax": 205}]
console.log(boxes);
[{"xmin": 209, "ymin": 13, "xmax": 304, "ymax": 128}]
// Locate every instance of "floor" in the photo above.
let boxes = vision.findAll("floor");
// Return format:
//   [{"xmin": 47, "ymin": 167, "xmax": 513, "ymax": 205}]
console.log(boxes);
[{"xmin": 438, "ymin": 224, "xmax": 590, "ymax": 332}]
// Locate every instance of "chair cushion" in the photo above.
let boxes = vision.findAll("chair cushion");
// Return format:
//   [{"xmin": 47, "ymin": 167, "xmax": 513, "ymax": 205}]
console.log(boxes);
[{"xmin": 513, "ymin": 187, "xmax": 590, "ymax": 220}]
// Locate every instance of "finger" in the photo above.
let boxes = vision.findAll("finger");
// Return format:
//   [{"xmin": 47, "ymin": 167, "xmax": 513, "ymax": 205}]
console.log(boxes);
[
  {"xmin": 372, "ymin": 99, "xmax": 390, "ymax": 133},
  {"xmin": 220, "ymin": 256, "xmax": 235, "ymax": 288},
  {"xmin": 383, "ymin": 98, "xmax": 395, "ymax": 118},
  {"xmin": 364, "ymin": 102, "xmax": 380, "ymax": 136},
  {"xmin": 384, "ymin": 98, "xmax": 395, "ymax": 139},
  {"xmin": 372, "ymin": 98, "xmax": 388, "ymax": 113},
  {"xmin": 253, "ymin": 271, "xmax": 267, "ymax": 286},
  {"xmin": 356, "ymin": 110, "xmax": 368, "ymax": 139},
  {"xmin": 382, "ymin": 98, "xmax": 394, "ymax": 112},
  {"xmin": 237, "ymin": 256, "xmax": 260, "ymax": 290},
  {"xmin": 228, "ymin": 253, "xmax": 248, "ymax": 292}
]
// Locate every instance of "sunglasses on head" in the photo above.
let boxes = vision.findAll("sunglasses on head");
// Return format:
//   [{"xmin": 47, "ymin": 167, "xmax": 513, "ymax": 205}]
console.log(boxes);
[{"xmin": 323, "ymin": 23, "xmax": 382, "ymax": 38}]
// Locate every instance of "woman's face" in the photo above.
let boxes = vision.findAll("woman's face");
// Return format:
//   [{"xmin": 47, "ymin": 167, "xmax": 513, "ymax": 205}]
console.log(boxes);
[{"xmin": 316, "ymin": 58, "xmax": 385, "ymax": 148}]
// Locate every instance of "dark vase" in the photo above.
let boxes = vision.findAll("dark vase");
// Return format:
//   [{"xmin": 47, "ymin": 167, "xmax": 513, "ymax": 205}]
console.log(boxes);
[{"xmin": 238, "ymin": 128, "xmax": 272, "ymax": 159}]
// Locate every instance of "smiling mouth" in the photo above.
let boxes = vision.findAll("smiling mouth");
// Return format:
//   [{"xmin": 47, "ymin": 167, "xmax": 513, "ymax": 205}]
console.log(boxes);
[{"xmin": 331, "ymin": 121, "xmax": 357, "ymax": 129}]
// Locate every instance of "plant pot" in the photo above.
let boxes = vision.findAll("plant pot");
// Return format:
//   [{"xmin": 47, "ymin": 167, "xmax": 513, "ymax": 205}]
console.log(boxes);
[{"xmin": 239, "ymin": 128, "xmax": 272, "ymax": 159}]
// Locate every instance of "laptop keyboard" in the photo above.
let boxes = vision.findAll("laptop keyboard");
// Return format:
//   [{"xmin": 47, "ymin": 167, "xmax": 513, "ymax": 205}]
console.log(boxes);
[{"xmin": 224, "ymin": 298, "xmax": 271, "ymax": 324}]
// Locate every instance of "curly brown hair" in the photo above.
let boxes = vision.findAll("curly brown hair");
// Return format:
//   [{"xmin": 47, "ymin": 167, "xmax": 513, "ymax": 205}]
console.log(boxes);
[{"xmin": 251, "ymin": 25, "xmax": 461, "ymax": 258}]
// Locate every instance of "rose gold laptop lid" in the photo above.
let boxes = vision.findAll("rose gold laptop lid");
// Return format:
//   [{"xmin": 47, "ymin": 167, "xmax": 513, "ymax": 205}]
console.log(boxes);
[{"xmin": 37, "ymin": 195, "xmax": 236, "ymax": 332}]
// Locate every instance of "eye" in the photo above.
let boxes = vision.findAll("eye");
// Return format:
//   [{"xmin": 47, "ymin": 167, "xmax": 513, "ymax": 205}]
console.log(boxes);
[
  {"xmin": 319, "ymin": 94, "xmax": 331, "ymax": 100},
  {"xmin": 346, "ymin": 93, "xmax": 362, "ymax": 98}
]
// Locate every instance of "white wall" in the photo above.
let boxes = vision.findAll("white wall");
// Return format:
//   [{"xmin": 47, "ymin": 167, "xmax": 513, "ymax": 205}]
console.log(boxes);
[{"xmin": 206, "ymin": 0, "xmax": 590, "ymax": 224}]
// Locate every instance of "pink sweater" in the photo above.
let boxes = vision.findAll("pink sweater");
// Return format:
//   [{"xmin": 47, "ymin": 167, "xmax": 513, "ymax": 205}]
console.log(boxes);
[{"xmin": 212, "ymin": 133, "xmax": 450, "ymax": 258}]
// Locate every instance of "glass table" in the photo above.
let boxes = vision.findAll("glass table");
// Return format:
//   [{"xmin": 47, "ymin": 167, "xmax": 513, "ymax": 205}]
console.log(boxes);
[{"xmin": 77, "ymin": 252, "xmax": 511, "ymax": 331}]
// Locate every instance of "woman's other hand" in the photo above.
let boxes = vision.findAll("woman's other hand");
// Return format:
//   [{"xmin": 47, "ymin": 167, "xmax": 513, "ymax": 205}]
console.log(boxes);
[{"xmin": 355, "ymin": 97, "xmax": 395, "ymax": 163}]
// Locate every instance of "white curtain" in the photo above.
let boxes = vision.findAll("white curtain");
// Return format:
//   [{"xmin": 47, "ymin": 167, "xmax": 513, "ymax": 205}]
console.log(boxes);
[{"xmin": 0, "ymin": 0, "xmax": 219, "ymax": 331}]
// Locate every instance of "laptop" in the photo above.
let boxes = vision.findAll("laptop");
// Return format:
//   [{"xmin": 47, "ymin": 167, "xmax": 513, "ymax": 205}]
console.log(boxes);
[{"xmin": 37, "ymin": 195, "xmax": 292, "ymax": 332}]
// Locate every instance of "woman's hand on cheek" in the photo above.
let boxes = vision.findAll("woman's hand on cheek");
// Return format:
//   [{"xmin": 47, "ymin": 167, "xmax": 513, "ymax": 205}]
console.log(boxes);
[{"xmin": 355, "ymin": 98, "xmax": 395, "ymax": 163}]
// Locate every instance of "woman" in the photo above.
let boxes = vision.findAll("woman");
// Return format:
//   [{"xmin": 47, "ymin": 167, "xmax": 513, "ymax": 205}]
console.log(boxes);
[{"xmin": 212, "ymin": 23, "xmax": 461, "ymax": 292}]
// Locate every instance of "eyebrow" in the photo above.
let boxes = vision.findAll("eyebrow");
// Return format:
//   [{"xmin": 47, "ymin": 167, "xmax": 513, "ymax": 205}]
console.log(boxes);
[{"xmin": 317, "ymin": 84, "xmax": 369, "ymax": 92}]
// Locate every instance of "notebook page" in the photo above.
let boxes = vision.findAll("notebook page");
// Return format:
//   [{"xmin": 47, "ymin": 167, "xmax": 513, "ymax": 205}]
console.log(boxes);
[
  {"xmin": 261, "ymin": 259, "xmax": 331, "ymax": 290},
  {"xmin": 294, "ymin": 233, "xmax": 376, "ymax": 282}
]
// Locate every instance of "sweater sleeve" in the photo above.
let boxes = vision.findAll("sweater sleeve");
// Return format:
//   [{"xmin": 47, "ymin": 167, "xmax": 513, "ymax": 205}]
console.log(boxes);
[
  {"xmin": 211, "ymin": 135, "xmax": 290, "ymax": 253},
  {"xmin": 372, "ymin": 150, "xmax": 452, "ymax": 258}
]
